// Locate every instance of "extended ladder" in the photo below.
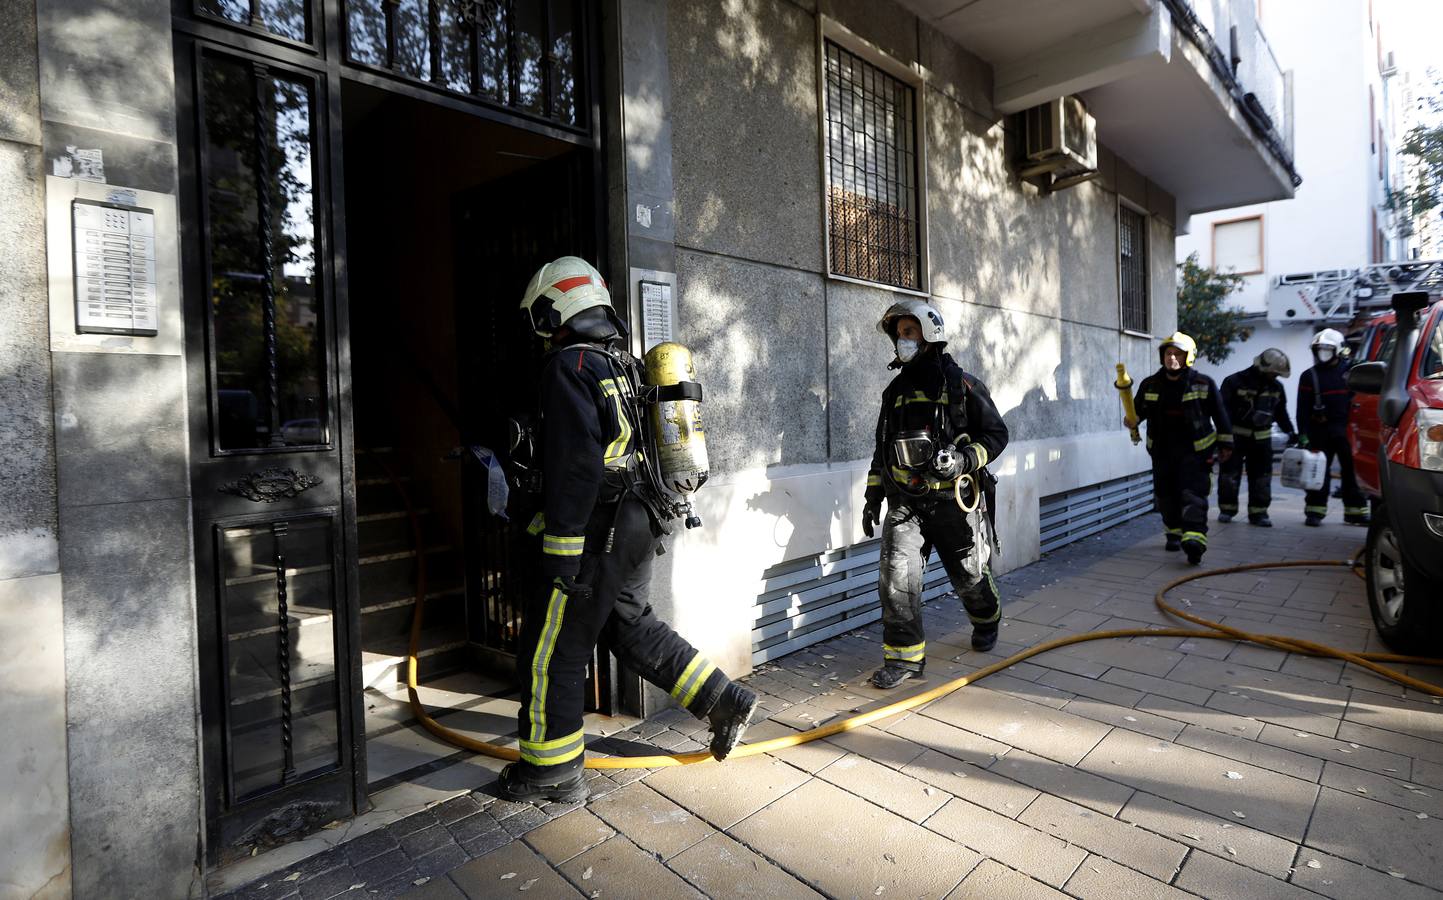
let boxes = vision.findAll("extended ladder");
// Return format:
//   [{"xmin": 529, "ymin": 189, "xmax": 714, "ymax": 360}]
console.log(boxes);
[{"xmin": 1266, "ymin": 259, "xmax": 1443, "ymax": 324}]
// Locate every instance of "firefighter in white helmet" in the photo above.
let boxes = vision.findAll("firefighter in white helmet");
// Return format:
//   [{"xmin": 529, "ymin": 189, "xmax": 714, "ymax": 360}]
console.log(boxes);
[
  {"xmin": 501, "ymin": 257, "xmax": 756, "ymax": 804},
  {"xmin": 1296, "ymin": 328, "xmax": 1368, "ymax": 526},
  {"xmin": 1217, "ymin": 348, "xmax": 1297, "ymax": 526},
  {"xmin": 861, "ymin": 299, "xmax": 1009, "ymax": 689},
  {"xmin": 1132, "ymin": 332, "xmax": 1233, "ymax": 564}
]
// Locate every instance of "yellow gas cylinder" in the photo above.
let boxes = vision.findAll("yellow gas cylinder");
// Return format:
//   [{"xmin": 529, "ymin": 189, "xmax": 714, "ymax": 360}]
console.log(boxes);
[
  {"xmin": 1115, "ymin": 362, "xmax": 1141, "ymax": 445},
  {"xmin": 642, "ymin": 342, "xmax": 710, "ymax": 494}
]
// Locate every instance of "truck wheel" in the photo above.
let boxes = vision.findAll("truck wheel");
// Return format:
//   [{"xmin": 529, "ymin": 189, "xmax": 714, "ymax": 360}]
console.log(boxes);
[{"xmin": 1365, "ymin": 515, "xmax": 1443, "ymax": 653}]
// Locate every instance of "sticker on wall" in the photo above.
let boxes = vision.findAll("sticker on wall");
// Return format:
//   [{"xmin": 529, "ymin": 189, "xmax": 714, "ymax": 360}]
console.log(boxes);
[{"xmin": 52, "ymin": 146, "xmax": 107, "ymax": 183}]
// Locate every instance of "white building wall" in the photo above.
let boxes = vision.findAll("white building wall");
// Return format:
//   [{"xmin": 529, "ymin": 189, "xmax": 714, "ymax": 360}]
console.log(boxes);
[{"xmin": 1177, "ymin": 0, "xmax": 1397, "ymax": 389}]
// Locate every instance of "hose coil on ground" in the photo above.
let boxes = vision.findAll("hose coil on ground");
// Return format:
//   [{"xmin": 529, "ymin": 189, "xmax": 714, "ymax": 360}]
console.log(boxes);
[{"xmin": 388, "ymin": 458, "xmax": 1440, "ymax": 769}]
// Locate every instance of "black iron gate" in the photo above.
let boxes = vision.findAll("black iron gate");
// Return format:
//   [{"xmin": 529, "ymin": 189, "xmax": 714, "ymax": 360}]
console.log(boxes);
[
  {"xmin": 175, "ymin": 0, "xmax": 602, "ymax": 864},
  {"xmin": 452, "ymin": 152, "xmax": 611, "ymax": 711}
]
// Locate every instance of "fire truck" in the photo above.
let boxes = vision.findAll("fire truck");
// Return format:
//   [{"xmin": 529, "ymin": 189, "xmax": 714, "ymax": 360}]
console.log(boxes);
[{"xmin": 1267, "ymin": 261, "xmax": 1443, "ymax": 651}]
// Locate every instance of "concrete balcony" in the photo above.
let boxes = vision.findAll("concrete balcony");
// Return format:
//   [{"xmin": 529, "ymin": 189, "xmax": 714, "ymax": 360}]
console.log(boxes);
[{"xmin": 901, "ymin": 0, "xmax": 1299, "ymax": 221}]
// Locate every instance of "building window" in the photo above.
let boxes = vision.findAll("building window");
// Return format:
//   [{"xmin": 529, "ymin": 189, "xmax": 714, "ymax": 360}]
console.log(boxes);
[
  {"xmin": 1212, "ymin": 215, "xmax": 1264, "ymax": 275},
  {"xmin": 1119, "ymin": 204, "xmax": 1149, "ymax": 333},
  {"xmin": 822, "ymin": 38, "xmax": 922, "ymax": 291}
]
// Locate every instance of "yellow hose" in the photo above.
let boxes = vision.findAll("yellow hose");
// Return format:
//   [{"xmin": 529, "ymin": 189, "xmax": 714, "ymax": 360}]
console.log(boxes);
[
  {"xmin": 391, "ymin": 463, "xmax": 1442, "ymax": 769},
  {"xmin": 952, "ymin": 473, "xmax": 979, "ymax": 513}
]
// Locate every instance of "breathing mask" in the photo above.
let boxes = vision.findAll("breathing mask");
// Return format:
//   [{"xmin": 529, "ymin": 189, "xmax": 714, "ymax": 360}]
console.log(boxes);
[
  {"xmin": 892, "ymin": 429, "xmax": 937, "ymax": 470},
  {"xmin": 895, "ymin": 338, "xmax": 921, "ymax": 363}
]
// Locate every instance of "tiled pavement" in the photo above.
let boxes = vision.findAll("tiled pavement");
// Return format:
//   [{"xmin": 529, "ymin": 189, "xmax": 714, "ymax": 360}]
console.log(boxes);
[{"xmin": 218, "ymin": 488, "xmax": 1443, "ymax": 899}]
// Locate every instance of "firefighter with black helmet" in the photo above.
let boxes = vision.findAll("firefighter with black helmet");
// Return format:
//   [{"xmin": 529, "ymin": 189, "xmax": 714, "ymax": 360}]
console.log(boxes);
[
  {"xmin": 1217, "ymin": 348, "xmax": 1297, "ymax": 527},
  {"xmin": 499, "ymin": 256, "xmax": 757, "ymax": 804},
  {"xmin": 1133, "ymin": 332, "xmax": 1233, "ymax": 564},
  {"xmin": 1296, "ymin": 328, "xmax": 1368, "ymax": 526},
  {"xmin": 861, "ymin": 300, "xmax": 1009, "ymax": 690}
]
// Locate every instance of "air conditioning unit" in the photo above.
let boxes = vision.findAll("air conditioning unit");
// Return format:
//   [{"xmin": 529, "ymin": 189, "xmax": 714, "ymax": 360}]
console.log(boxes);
[{"xmin": 1020, "ymin": 95, "xmax": 1099, "ymax": 191}]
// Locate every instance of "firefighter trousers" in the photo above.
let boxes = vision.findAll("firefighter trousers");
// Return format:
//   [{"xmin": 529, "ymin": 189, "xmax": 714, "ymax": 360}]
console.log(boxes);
[
  {"xmin": 1217, "ymin": 436, "xmax": 1273, "ymax": 518},
  {"xmin": 1153, "ymin": 448, "xmax": 1212, "ymax": 553},
  {"xmin": 514, "ymin": 494, "xmax": 729, "ymax": 775},
  {"xmin": 877, "ymin": 494, "xmax": 1000, "ymax": 672},
  {"xmin": 1304, "ymin": 432, "xmax": 1367, "ymax": 520}
]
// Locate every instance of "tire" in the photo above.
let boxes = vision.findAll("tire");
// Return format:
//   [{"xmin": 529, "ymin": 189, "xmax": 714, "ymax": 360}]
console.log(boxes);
[{"xmin": 1364, "ymin": 512, "xmax": 1443, "ymax": 653}]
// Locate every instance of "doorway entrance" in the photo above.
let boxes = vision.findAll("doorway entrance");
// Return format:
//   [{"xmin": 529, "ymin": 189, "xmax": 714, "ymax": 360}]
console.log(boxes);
[
  {"xmin": 175, "ymin": 0, "xmax": 609, "ymax": 866},
  {"xmin": 340, "ymin": 80, "xmax": 604, "ymax": 791}
]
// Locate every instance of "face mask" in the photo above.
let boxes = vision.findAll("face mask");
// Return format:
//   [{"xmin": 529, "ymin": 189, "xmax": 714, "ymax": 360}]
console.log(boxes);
[
  {"xmin": 1316, "ymin": 348, "xmax": 1336, "ymax": 363},
  {"xmin": 896, "ymin": 339, "xmax": 921, "ymax": 362}
]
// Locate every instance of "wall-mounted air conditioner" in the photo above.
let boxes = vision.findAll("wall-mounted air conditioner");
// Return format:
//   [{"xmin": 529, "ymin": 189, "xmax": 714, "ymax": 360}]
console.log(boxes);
[{"xmin": 1019, "ymin": 95, "xmax": 1099, "ymax": 192}]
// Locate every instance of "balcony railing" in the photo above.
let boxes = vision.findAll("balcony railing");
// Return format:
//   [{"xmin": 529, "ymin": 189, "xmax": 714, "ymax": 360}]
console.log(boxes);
[{"xmin": 1163, "ymin": 0, "xmax": 1300, "ymax": 186}]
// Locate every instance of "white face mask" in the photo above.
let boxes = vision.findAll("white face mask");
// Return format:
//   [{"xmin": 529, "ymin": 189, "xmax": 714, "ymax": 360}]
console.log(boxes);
[
  {"xmin": 1316, "ymin": 347, "xmax": 1336, "ymax": 363},
  {"xmin": 896, "ymin": 338, "xmax": 921, "ymax": 362}
]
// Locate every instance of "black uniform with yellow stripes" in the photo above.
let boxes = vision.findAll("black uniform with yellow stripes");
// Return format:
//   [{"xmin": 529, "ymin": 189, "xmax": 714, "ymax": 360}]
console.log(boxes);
[
  {"xmin": 1133, "ymin": 367, "xmax": 1232, "ymax": 557},
  {"xmin": 514, "ymin": 340, "xmax": 733, "ymax": 776},
  {"xmin": 863, "ymin": 351, "xmax": 1009, "ymax": 672},
  {"xmin": 1296, "ymin": 361, "xmax": 1367, "ymax": 523},
  {"xmin": 1218, "ymin": 365, "xmax": 1295, "ymax": 520}
]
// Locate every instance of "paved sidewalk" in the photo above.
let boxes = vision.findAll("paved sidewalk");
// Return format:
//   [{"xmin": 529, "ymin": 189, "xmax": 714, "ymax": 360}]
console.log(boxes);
[{"xmin": 220, "ymin": 488, "xmax": 1443, "ymax": 899}]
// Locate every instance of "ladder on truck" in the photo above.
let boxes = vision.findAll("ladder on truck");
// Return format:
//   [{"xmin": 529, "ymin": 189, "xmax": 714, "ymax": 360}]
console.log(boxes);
[{"xmin": 1266, "ymin": 259, "xmax": 1443, "ymax": 325}]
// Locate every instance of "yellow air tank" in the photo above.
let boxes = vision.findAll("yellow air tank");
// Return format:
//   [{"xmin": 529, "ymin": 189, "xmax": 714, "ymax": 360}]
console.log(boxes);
[{"xmin": 642, "ymin": 342, "xmax": 710, "ymax": 494}]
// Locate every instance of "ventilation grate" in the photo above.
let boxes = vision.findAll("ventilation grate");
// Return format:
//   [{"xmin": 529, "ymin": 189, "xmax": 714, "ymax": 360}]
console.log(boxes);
[
  {"xmin": 750, "ymin": 540, "xmax": 950, "ymax": 665},
  {"xmin": 1040, "ymin": 470, "xmax": 1154, "ymax": 554}
]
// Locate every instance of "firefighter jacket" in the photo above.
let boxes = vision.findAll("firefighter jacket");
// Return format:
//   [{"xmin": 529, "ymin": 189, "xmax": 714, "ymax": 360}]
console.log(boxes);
[
  {"xmin": 1220, "ymin": 365, "xmax": 1296, "ymax": 442},
  {"xmin": 1134, "ymin": 367, "xmax": 1232, "ymax": 456},
  {"xmin": 536, "ymin": 342, "xmax": 639, "ymax": 577},
  {"xmin": 1296, "ymin": 362, "xmax": 1352, "ymax": 440},
  {"xmin": 865, "ymin": 351, "xmax": 1009, "ymax": 503}
]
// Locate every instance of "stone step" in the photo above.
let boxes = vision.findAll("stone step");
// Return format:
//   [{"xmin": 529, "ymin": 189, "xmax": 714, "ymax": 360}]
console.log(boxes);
[{"xmin": 361, "ymin": 628, "xmax": 471, "ymax": 690}]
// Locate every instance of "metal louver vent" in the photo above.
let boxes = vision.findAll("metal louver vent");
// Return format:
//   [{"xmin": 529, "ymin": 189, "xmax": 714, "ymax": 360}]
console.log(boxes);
[
  {"xmin": 751, "ymin": 541, "xmax": 950, "ymax": 665},
  {"xmin": 1040, "ymin": 471, "xmax": 1154, "ymax": 554}
]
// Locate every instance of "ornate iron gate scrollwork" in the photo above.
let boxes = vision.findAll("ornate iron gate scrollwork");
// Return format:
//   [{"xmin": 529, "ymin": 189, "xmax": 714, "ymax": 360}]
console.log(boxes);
[{"xmin": 220, "ymin": 467, "xmax": 323, "ymax": 502}]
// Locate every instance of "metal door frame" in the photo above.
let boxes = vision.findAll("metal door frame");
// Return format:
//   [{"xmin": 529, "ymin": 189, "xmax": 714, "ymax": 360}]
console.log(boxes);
[{"xmin": 174, "ymin": 0, "xmax": 610, "ymax": 864}]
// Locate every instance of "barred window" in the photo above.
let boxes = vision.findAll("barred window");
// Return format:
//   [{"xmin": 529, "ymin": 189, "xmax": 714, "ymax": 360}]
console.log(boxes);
[
  {"xmin": 1119, "ymin": 205, "xmax": 1149, "ymax": 333},
  {"xmin": 823, "ymin": 40, "xmax": 921, "ymax": 291}
]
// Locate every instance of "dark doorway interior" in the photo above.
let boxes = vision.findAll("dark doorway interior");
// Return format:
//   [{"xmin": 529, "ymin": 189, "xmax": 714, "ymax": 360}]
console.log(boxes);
[{"xmin": 341, "ymin": 80, "xmax": 598, "ymax": 788}]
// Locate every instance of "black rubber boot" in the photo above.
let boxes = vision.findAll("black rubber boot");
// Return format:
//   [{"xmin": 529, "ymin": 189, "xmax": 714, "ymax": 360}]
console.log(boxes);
[
  {"xmin": 1183, "ymin": 541, "xmax": 1205, "ymax": 566},
  {"xmin": 706, "ymin": 682, "xmax": 759, "ymax": 761},
  {"xmin": 1344, "ymin": 514, "xmax": 1371, "ymax": 526},
  {"xmin": 1164, "ymin": 534, "xmax": 1182, "ymax": 552},
  {"xmin": 1304, "ymin": 514, "xmax": 1323, "ymax": 527},
  {"xmin": 868, "ymin": 664, "xmax": 922, "ymax": 690},
  {"xmin": 497, "ymin": 762, "xmax": 589, "ymax": 805},
  {"xmin": 1217, "ymin": 513, "xmax": 1234, "ymax": 524},
  {"xmin": 971, "ymin": 626, "xmax": 999, "ymax": 652},
  {"xmin": 1249, "ymin": 514, "xmax": 1272, "ymax": 527}
]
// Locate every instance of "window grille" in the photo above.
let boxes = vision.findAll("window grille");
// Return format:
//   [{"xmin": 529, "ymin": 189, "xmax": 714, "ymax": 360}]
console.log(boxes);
[
  {"xmin": 823, "ymin": 40, "xmax": 921, "ymax": 291},
  {"xmin": 1119, "ymin": 205, "xmax": 1149, "ymax": 332}
]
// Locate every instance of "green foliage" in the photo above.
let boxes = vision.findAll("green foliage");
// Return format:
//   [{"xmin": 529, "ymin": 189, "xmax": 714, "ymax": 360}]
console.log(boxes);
[
  {"xmin": 1176, "ymin": 253, "xmax": 1252, "ymax": 365},
  {"xmin": 1387, "ymin": 70, "xmax": 1443, "ymax": 250}
]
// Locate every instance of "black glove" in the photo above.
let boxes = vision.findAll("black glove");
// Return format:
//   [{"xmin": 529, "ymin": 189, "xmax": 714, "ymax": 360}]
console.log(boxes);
[
  {"xmin": 1286, "ymin": 433, "xmax": 1300, "ymax": 448},
  {"xmin": 862, "ymin": 500, "xmax": 881, "ymax": 539},
  {"xmin": 947, "ymin": 444, "xmax": 982, "ymax": 478},
  {"xmin": 553, "ymin": 575, "xmax": 593, "ymax": 603}
]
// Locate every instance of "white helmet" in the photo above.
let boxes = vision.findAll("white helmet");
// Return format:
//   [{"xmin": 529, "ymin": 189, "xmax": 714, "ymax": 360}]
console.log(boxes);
[
  {"xmin": 876, "ymin": 299, "xmax": 947, "ymax": 345},
  {"xmin": 1311, "ymin": 328, "xmax": 1346, "ymax": 364},
  {"xmin": 520, "ymin": 256, "xmax": 611, "ymax": 337},
  {"xmin": 1254, "ymin": 347, "xmax": 1290, "ymax": 378}
]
